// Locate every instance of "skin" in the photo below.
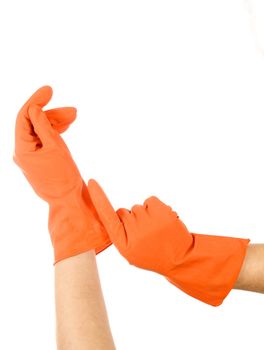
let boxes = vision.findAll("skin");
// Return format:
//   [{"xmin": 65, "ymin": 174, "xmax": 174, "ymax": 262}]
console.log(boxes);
[
  {"xmin": 234, "ymin": 243, "xmax": 264, "ymax": 293},
  {"xmin": 55, "ymin": 250, "xmax": 116, "ymax": 350}
]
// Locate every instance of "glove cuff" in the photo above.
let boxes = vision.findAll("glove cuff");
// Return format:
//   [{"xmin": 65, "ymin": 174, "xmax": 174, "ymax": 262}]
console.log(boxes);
[
  {"xmin": 49, "ymin": 180, "xmax": 111, "ymax": 264},
  {"xmin": 166, "ymin": 233, "xmax": 250, "ymax": 306}
]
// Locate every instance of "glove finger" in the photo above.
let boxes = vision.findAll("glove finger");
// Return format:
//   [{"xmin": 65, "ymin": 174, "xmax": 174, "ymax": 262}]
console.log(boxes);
[
  {"xmin": 24, "ymin": 85, "xmax": 53, "ymax": 108},
  {"xmin": 144, "ymin": 195, "xmax": 179, "ymax": 217},
  {"xmin": 143, "ymin": 195, "xmax": 165, "ymax": 208},
  {"xmin": 14, "ymin": 86, "xmax": 53, "ymax": 154},
  {"xmin": 28, "ymin": 105, "xmax": 57, "ymax": 149},
  {"xmin": 116, "ymin": 208, "xmax": 131, "ymax": 216},
  {"xmin": 130, "ymin": 204, "xmax": 145, "ymax": 219},
  {"xmin": 16, "ymin": 86, "xmax": 53, "ymax": 132},
  {"xmin": 116, "ymin": 207, "xmax": 142, "ymax": 235},
  {"xmin": 116, "ymin": 207, "xmax": 143, "ymax": 242},
  {"xmin": 88, "ymin": 179, "xmax": 128, "ymax": 250},
  {"xmin": 45, "ymin": 107, "xmax": 77, "ymax": 133}
]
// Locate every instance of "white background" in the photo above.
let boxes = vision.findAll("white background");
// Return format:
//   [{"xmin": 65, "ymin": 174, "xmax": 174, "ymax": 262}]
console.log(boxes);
[{"xmin": 0, "ymin": 0, "xmax": 264, "ymax": 349}]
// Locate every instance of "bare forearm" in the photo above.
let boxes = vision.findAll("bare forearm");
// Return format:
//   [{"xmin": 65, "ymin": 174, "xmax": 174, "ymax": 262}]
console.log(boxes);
[
  {"xmin": 55, "ymin": 251, "xmax": 115, "ymax": 350},
  {"xmin": 234, "ymin": 243, "xmax": 264, "ymax": 293}
]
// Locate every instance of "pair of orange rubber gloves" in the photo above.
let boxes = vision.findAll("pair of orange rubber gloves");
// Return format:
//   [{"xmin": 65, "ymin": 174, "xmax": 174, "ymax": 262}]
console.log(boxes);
[{"xmin": 13, "ymin": 86, "xmax": 250, "ymax": 307}]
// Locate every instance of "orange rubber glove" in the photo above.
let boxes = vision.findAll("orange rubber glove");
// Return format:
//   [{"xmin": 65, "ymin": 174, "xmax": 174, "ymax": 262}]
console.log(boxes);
[
  {"xmin": 13, "ymin": 86, "xmax": 111, "ymax": 264},
  {"xmin": 88, "ymin": 179, "xmax": 250, "ymax": 306}
]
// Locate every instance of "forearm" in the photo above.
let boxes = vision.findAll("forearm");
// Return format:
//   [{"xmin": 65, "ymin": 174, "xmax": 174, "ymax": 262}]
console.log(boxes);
[
  {"xmin": 234, "ymin": 243, "xmax": 264, "ymax": 293},
  {"xmin": 55, "ymin": 250, "xmax": 115, "ymax": 350}
]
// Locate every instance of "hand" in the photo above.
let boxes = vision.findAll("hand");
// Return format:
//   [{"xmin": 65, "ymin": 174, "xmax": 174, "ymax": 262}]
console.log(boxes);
[
  {"xmin": 14, "ymin": 86, "xmax": 111, "ymax": 264},
  {"xmin": 88, "ymin": 179, "xmax": 250, "ymax": 306},
  {"xmin": 88, "ymin": 180, "xmax": 192, "ymax": 274}
]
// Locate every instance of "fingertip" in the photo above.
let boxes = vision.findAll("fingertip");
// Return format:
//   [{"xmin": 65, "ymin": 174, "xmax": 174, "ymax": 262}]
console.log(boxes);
[
  {"xmin": 116, "ymin": 208, "xmax": 130, "ymax": 220},
  {"xmin": 68, "ymin": 107, "xmax": 77, "ymax": 122},
  {"xmin": 71, "ymin": 106, "xmax": 77, "ymax": 116},
  {"xmin": 88, "ymin": 179, "xmax": 104, "ymax": 196},
  {"xmin": 38, "ymin": 85, "xmax": 53, "ymax": 95},
  {"xmin": 65, "ymin": 106, "xmax": 77, "ymax": 120},
  {"xmin": 41, "ymin": 85, "xmax": 53, "ymax": 92},
  {"xmin": 143, "ymin": 196, "xmax": 160, "ymax": 206},
  {"xmin": 31, "ymin": 85, "xmax": 53, "ymax": 107},
  {"xmin": 88, "ymin": 178, "xmax": 98, "ymax": 187}
]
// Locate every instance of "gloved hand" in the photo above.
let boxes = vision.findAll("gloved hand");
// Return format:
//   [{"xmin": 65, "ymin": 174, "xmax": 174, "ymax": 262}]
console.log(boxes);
[
  {"xmin": 13, "ymin": 86, "xmax": 111, "ymax": 264},
  {"xmin": 88, "ymin": 179, "xmax": 250, "ymax": 306}
]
